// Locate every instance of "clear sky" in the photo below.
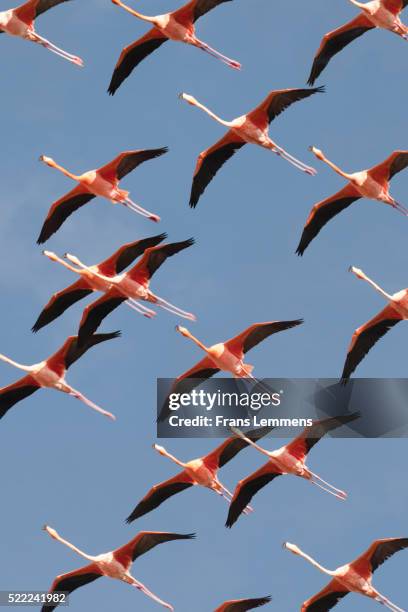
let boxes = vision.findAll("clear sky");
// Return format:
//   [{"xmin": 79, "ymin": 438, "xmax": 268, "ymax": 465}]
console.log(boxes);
[{"xmin": 0, "ymin": 0, "xmax": 407, "ymax": 610}]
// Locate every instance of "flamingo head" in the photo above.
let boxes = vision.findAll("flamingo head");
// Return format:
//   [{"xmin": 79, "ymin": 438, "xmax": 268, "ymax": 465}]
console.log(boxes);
[
  {"xmin": 43, "ymin": 525, "xmax": 58, "ymax": 539},
  {"xmin": 39, "ymin": 155, "xmax": 55, "ymax": 167},
  {"xmin": 308, "ymin": 146, "xmax": 324, "ymax": 161},
  {"xmin": 175, "ymin": 325, "xmax": 191, "ymax": 338},
  {"xmin": 153, "ymin": 444, "xmax": 167, "ymax": 456},
  {"xmin": 179, "ymin": 93, "xmax": 198, "ymax": 106},
  {"xmin": 349, "ymin": 266, "xmax": 365, "ymax": 280},
  {"xmin": 283, "ymin": 542, "xmax": 302, "ymax": 555},
  {"xmin": 42, "ymin": 250, "xmax": 58, "ymax": 262},
  {"xmin": 64, "ymin": 253, "xmax": 80, "ymax": 266}
]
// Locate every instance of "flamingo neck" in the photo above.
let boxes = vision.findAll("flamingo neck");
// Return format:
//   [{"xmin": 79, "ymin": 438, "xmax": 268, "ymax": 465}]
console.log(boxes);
[
  {"xmin": 0, "ymin": 354, "xmax": 31, "ymax": 371},
  {"xmin": 295, "ymin": 549, "xmax": 335, "ymax": 576},
  {"xmin": 320, "ymin": 155, "xmax": 352, "ymax": 181},
  {"xmin": 356, "ymin": 271, "xmax": 393, "ymax": 301},
  {"xmin": 113, "ymin": 0, "xmax": 156, "ymax": 23},
  {"xmin": 191, "ymin": 101, "xmax": 234, "ymax": 127},
  {"xmin": 156, "ymin": 447, "xmax": 186, "ymax": 468},
  {"xmin": 49, "ymin": 161, "xmax": 80, "ymax": 181},
  {"xmin": 56, "ymin": 536, "xmax": 96, "ymax": 561}
]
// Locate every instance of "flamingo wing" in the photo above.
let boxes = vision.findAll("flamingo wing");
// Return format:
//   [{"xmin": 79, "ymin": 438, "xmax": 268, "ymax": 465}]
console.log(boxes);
[
  {"xmin": 296, "ymin": 184, "xmax": 361, "ymax": 256},
  {"xmin": 126, "ymin": 472, "xmax": 194, "ymax": 523},
  {"xmin": 189, "ymin": 132, "xmax": 246, "ymax": 208},
  {"xmin": 0, "ymin": 376, "xmax": 40, "ymax": 419},
  {"xmin": 251, "ymin": 87, "xmax": 325, "ymax": 125},
  {"xmin": 203, "ymin": 426, "xmax": 274, "ymax": 470},
  {"xmin": 108, "ymin": 29, "xmax": 168, "ymax": 95},
  {"xmin": 128, "ymin": 238, "xmax": 195, "ymax": 282},
  {"xmin": 369, "ymin": 150, "xmax": 408, "ymax": 184},
  {"xmin": 381, "ymin": 0, "xmax": 408, "ymax": 14},
  {"xmin": 97, "ymin": 233, "xmax": 167, "ymax": 276},
  {"xmin": 301, "ymin": 580, "xmax": 349, "ymax": 611},
  {"xmin": 341, "ymin": 305, "xmax": 402, "ymax": 381},
  {"xmin": 285, "ymin": 413, "xmax": 360, "ymax": 461},
  {"xmin": 77, "ymin": 289, "xmax": 127, "ymax": 346},
  {"xmin": 63, "ymin": 332, "xmax": 121, "ymax": 369},
  {"xmin": 216, "ymin": 596, "xmax": 272, "ymax": 612},
  {"xmin": 115, "ymin": 531, "xmax": 195, "ymax": 564},
  {"xmin": 32, "ymin": 279, "xmax": 94, "ymax": 333},
  {"xmin": 37, "ymin": 185, "xmax": 95, "ymax": 244},
  {"xmin": 35, "ymin": 0, "xmax": 72, "ymax": 17},
  {"xmin": 307, "ymin": 14, "xmax": 375, "ymax": 85},
  {"xmin": 225, "ymin": 462, "xmax": 282, "ymax": 528},
  {"xmin": 352, "ymin": 538, "xmax": 408, "ymax": 575},
  {"xmin": 157, "ymin": 357, "xmax": 219, "ymax": 423},
  {"xmin": 41, "ymin": 564, "xmax": 102, "ymax": 612},
  {"xmin": 225, "ymin": 320, "xmax": 303, "ymax": 358},
  {"xmin": 97, "ymin": 148, "xmax": 168, "ymax": 183}
]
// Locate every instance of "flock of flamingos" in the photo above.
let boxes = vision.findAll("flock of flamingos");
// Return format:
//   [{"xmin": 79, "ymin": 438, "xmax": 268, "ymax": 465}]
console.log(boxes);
[{"xmin": 1, "ymin": 0, "xmax": 408, "ymax": 610}]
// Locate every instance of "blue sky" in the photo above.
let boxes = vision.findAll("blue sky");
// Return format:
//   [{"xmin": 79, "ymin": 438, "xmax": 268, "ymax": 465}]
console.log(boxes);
[{"xmin": 0, "ymin": 0, "xmax": 407, "ymax": 610}]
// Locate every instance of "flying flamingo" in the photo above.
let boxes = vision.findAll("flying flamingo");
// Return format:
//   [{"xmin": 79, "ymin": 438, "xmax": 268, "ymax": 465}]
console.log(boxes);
[
  {"xmin": 0, "ymin": 333, "xmax": 119, "ymax": 421},
  {"xmin": 32, "ymin": 233, "xmax": 167, "ymax": 332},
  {"xmin": 158, "ymin": 320, "xmax": 303, "ymax": 422},
  {"xmin": 284, "ymin": 537, "xmax": 408, "ymax": 611},
  {"xmin": 308, "ymin": 0, "xmax": 408, "ymax": 86},
  {"xmin": 42, "ymin": 525, "xmax": 195, "ymax": 611},
  {"xmin": 179, "ymin": 87, "xmax": 324, "ymax": 208},
  {"xmin": 0, "ymin": 0, "xmax": 83, "ymax": 66},
  {"xmin": 225, "ymin": 414, "xmax": 358, "ymax": 528},
  {"xmin": 108, "ymin": 0, "xmax": 241, "ymax": 96},
  {"xmin": 296, "ymin": 148, "xmax": 408, "ymax": 255},
  {"xmin": 126, "ymin": 426, "xmax": 272, "ymax": 523},
  {"xmin": 37, "ymin": 148, "xmax": 168, "ymax": 244},
  {"xmin": 50, "ymin": 239, "xmax": 196, "ymax": 345},
  {"xmin": 342, "ymin": 266, "xmax": 408, "ymax": 381},
  {"xmin": 214, "ymin": 597, "xmax": 272, "ymax": 611}
]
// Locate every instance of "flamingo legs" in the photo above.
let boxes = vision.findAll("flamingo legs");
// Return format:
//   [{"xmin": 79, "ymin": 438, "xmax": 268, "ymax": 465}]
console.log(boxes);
[
  {"xmin": 122, "ymin": 197, "xmax": 161, "ymax": 222},
  {"xmin": 349, "ymin": 267, "xmax": 394, "ymax": 301},
  {"xmin": 269, "ymin": 142, "xmax": 317, "ymax": 176},
  {"xmin": 148, "ymin": 293, "xmax": 196, "ymax": 321},
  {"xmin": 374, "ymin": 593, "xmax": 405, "ymax": 612},
  {"xmin": 59, "ymin": 382, "xmax": 116, "ymax": 421},
  {"xmin": 191, "ymin": 37, "xmax": 241, "ymax": 70},
  {"xmin": 307, "ymin": 470, "xmax": 347, "ymax": 501},
  {"xmin": 27, "ymin": 30, "xmax": 83, "ymax": 66},
  {"xmin": 123, "ymin": 575, "xmax": 174, "ymax": 611}
]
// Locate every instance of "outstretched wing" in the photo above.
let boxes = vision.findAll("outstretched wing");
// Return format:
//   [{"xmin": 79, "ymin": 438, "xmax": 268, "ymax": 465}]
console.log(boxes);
[
  {"xmin": 41, "ymin": 564, "xmax": 102, "ymax": 612},
  {"xmin": 189, "ymin": 132, "xmax": 245, "ymax": 208},
  {"xmin": 301, "ymin": 580, "xmax": 349, "ymax": 611},
  {"xmin": 46, "ymin": 332, "xmax": 121, "ymax": 372},
  {"xmin": 37, "ymin": 185, "xmax": 95, "ymax": 244},
  {"xmin": 203, "ymin": 426, "xmax": 274, "ymax": 470},
  {"xmin": 114, "ymin": 531, "xmax": 195, "ymax": 564},
  {"xmin": 307, "ymin": 14, "xmax": 375, "ymax": 85},
  {"xmin": 97, "ymin": 233, "xmax": 167, "ymax": 276},
  {"xmin": 173, "ymin": 0, "xmax": 233, "ymax": 23},
  {"xmin": 225, "ymin": 320, "xmax": 303, "ymax": 358},
  {"xmin": 35, "ymin": 0, "xmax": 72, "ymax": 18},
  {"xmin": 126, "ymin": 471, "xmax": 194, "ymax": 523},
  {"xmin": 97, "ymin": 148, "xmax": 168, "ymax": 183},
  {"xmin": 226, "ymin": 463, "xmax": 282, "ymax": 528},
  {"xmin": 285, "ymin": 413, "xmax": 360, "ymax": 461},
  {"xmin": 341, "ymin": 305, "xmax": 402, "ymax": 381},
  {"xmin": 296, "ymin": 184, "xmax": 361, "ymax": 256},
  {"xmin": 369, "ymin": 151, "xmax": 408, "ymax": 184},
  {"xmin": 157, "ymin": 357, "xmax": 219, "ymax": 423},
  {"xmin": 216, "ymin": 596, "xmax": 272, "ymax": 612},
  {"xmin": 352, "ymin": 538, "xmax": 408, "ymax": 575},
  {"xmin": 32, "ymin": 279, "xmax": 94, "ymax": 333},
  {"xmin": 108, "ymin": 29, "xmax": 167, "ymax": 95},
  {"xmin": 0, "ymin": 376, "xmax": 40, "ymax": 419},
  {"xmin": 77, "ymin": 289, "xmax": 126, "ymax": 346},
  {"xmin": 128, "ymin": 238, "xmax": 195, "ymax": 282},
  {"xmin": 249, "ymin": 87, "xmax": 325, "ymax": 125}
]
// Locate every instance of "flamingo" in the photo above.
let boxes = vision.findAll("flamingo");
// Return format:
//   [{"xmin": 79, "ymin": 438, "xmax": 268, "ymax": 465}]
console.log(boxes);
[
  {"xmin": 37, "ymin": 148, "xmax": 168, "ymax": 244},
  {"xmin": 42, "ymin": 525, "xmax": 195, "ymax": 611},
  {"xmin": 179, "ymin": 87, "xmax": 324, "ymax": 208},
  {"xmin": 308, "ymin": 0, "xmax": 408, "ymax": 86},
  {"xmin": 225, "ymin": 414, "xmax": 358, "ymax": 528},
  {"xmin": 284, "ymin": 537, "xmax": 408, "ymax": 611},
  {"xmin": 32, "ymin": 233, "xmax": 167, "ymax": 332},
  {"xmin": 50, "ymin": 239, "xmax": 196, "ymax": 345},
  {"xmin": 0, "ymin": 0, "xmax": 83, "ymax": 66},
  {"xmin": 108, "ymin": 0, "xmax": 241, "ymax": 96},
  {"xmin": 158, "ymin": 320, "xmax": 303, "ymax": 423},
  {"xmin": 342, "ymin": 266, "xmax": 408, "ymax": 381},
  {"xmin": 214, "ymin": 596, "xmax": 272, "ymax": 611},
  {"xmin": 0, "ymin": 332, "xmax": 119, "ymax": 421},
  {"xmin": 296, "ymin": 148, "xmax": 408, "ymax": 255},
  {"xmin": 126, "ymin": 426, "xmax": 272, "ymax": 523}
]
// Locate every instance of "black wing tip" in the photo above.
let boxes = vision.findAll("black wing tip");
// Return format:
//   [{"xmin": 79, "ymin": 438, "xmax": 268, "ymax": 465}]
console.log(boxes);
[
  {"xmin": 290, "ymin": 318, "xmax": 304, "ymax": 327},
  {"xmin": 312, "ymin": 84, "xmax": 326, "ymax": 94},
  {"xmin": 37, "ymin": 234, "xmax": 46, "ymax": 245},
  {"xmin": 31, "ymin": 322, "xmax": 42, "ymax": 333},
  {"xmin": 184, "ymin": 237, "xmax": 195, "ymax": 248},
  {"xmin": 225, "ymin": 517, "xmax": 235, "ymax": 529},
  {"xmin": 154, "ymin": 146, "xmax": 169, "ymax": 156},
  {"xmin": 107, "ymin": 80, "xmax": 117, "ymax": 96},
  {"xmin": 189, "ymin": 198, "xmax": 198, "ymax": 209},
  {"xmin": 125, "ymin": 513, "xmax": 136, "ymax": 524},
  {"xmin": 295, "ymin": 245, "xmax": 305, "ymax": 257},
  {"xmin": 181, "ymin": 532, "xmax": 196, "ymax": 540}
]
